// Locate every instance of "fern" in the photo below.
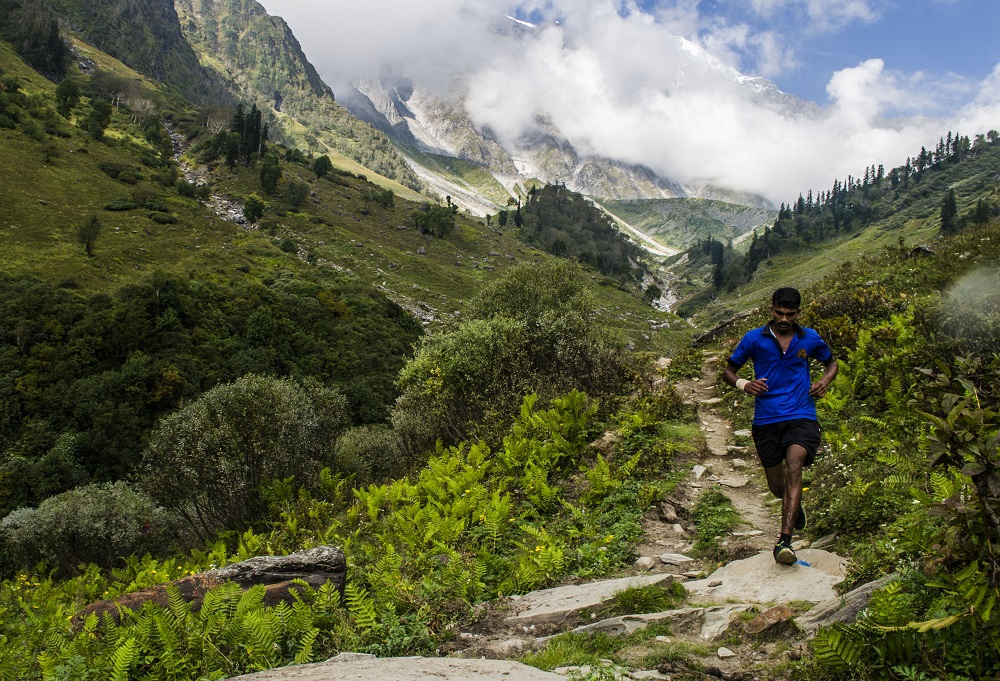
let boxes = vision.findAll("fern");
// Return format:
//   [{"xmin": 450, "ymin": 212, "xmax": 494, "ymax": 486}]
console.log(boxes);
[
  {"xmin": 344, "ymin": 583, "xmax": 378, "ymax": 632},
  {"xmin": 109, "ymin": 637, "xmax": 140, "ymax": 681},
  {"xmin": 294, "ymin": 627, "xmax": 320, "ymax": 665},
  {"xmin": 812, "ymin": 625, "xmax": 863, "ymax": 669}
]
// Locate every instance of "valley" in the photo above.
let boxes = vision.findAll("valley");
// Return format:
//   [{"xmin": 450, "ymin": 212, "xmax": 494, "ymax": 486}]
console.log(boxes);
[{"xmin": 0, "ymin": 2, "xmax": 999, "ymax": 680}]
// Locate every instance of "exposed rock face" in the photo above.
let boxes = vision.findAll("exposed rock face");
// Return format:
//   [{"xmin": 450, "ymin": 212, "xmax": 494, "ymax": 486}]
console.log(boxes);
[
  {"xmin": 78, "ymin": 546, "xmax": 345, "ymax": 624},
  {"xmin": 342, "ymin": 76, "xmax": 688, "ymax": 208}
]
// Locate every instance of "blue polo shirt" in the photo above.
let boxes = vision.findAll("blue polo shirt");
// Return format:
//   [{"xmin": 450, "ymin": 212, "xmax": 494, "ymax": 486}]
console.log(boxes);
[{"xmin": 728, "ymin": 323, "xmax": 833, "ymax": 425}]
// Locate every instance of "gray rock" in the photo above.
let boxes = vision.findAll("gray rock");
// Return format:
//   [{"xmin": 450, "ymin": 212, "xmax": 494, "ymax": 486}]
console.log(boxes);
[
  {"xmin": 226, "ymin": 654, "xmax": 563, "ymax": 680},
  {"xmin": 717, "ymin": 647, "xmax": 737, "ymax": 659},
  {"xmin": 692, "ymin": 465, "xmax": 708, "ymax": 479},
  {"xmin": 701, "ymin": 604, "xmax": 752, "ymax": 639},
  {"xmin": 684, "ymin": 549, "xmax": 845, "ymax": 605},
  {"xmin": 718, "ymin": 475, "xmax": 749, "ymax": 488},
  {"xmin": 507, "ymin": 574, "xmax": 675, "ymax": 626},
  {"xmin": 659, "ymin": 553, "xmax": 694, "ymax": 566},
  {"xmin": 635, "ymin": 556, "xmax": 657, "ymax": 571},
  {"xmin": 797, "ymin": 575, "xmax": 895, "ymax": 635},
  {"xmin": 659, "ymin": 501, "xmax": 679, "ymax": 522},
  {"xmin": 811, "ymin": 533, "xmax": 837, "ymax": 550},
  {"xmin": 733, "ymin": 430, "xmax": 751, "ymax": 438}
]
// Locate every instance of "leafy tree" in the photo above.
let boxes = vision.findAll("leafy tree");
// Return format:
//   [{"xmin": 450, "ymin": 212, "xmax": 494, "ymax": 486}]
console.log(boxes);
[
  {"xmin": 497, "ymin": 209, "xmax": 508, "ymax": 228},
  {"xmin": 54, "ymin": 77, "xmax": 80, "ymax": 118},
  {"xmin": 393, "ymin": 261, "xmax": 634, "ymax": 450},
  {"xmin": 83, "ymin": 97, "xmax": 112, "ymax": 140},
  {"xmin": 140, "ymin": 375, "xmax": 349, "ymax": 540},
  {"xmin": 312, "ymin": 154, "xmax": 333, "ymax": 179},
  {"xmin": 283, "ymin": 179, "xmax": 310, "ymax": 208},
  {"xmin": 410, "ymin": 203, "xmax": 456, "ymax": 237},
  {"xmin": 77, "ymin": 214, "xmax": 101, "ymax": 256},
  {"xmin": 259, "ymin": 153, "xmax": 282, "ymax": 195},
  {"xmin": 243, "ymin": 193, "xmax": 265, "ymax": 226},
  {"xmin": 0, "ymin": 481, "xmax": 179, "ymax": 575}
]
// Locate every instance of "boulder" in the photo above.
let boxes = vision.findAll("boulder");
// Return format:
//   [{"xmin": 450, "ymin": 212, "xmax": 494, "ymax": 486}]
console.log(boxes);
[
  {"xmin": 79, "ymin": 546, "xmax": 346, "ymax": 624},
  {"xmin": 683, "ymin": 549, "xmax": 845, "ymax": 605},
  {"xmin": 796, "ymin": 575, "xmax": 895, "ymax": 635},
  {"xmin": 745, "ymin": 605, "xmax": 794, "ymax": 634}
]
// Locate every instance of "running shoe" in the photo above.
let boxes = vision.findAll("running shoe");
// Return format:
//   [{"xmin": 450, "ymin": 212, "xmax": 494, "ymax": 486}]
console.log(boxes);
[{"xmin": 773, "ymin": 540, "xmax": 797, "ymax": 565}]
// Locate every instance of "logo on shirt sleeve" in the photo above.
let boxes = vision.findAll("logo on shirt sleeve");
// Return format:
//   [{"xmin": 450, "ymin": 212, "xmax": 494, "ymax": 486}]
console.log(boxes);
[{"xmin": 797, "ymin": 349, "xmax": 807, "ymax": 359}]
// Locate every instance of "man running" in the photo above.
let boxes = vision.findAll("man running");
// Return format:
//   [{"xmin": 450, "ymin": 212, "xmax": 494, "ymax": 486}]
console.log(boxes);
[{"xmin": 722, "ymin": 287, "xmax": 838, "ymax": 565}]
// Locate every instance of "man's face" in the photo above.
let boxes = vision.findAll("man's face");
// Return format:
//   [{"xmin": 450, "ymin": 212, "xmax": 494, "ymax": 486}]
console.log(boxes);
[{"xmin": 770, "ymin": 305, "xmax": 799, "ymax": 332}]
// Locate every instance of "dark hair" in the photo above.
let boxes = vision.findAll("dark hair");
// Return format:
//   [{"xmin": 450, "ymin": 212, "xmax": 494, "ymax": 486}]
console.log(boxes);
[{"xmin": 772, "ymin": 287, "xmax": 801, "ymax": 309}]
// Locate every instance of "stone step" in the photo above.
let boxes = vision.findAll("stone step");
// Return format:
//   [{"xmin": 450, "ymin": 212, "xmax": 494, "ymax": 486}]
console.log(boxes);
[
  {"xmin": 683, "ymin": 549, "xmax": 846, "ymax": 605},
  {"xmin": 505, "ymin": 574, "xmax": 675, "ymax": 626}
]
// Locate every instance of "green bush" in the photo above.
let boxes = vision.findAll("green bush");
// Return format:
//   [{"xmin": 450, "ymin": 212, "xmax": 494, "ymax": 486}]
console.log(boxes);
[
  {"xmin": 148, "ymin": 212, "xmax": 177, "ymax": 224},
  {"xmin": 140, "ymin": 375, "xmax": 349, "ymax": 540},
  {"xmin": 103, "ymin": 198, "xmax": 139, "ymax": 211},
  {"xmin": 393, "ymin": 261, "xmax": 634, "ymax": 450},
  {"xmin": 334, "ymin": 425, "xmax": 408, "ymax": 484},
  {"xmin": 0, "ymin": 481, "xmax": 180, "ymax": 575}
]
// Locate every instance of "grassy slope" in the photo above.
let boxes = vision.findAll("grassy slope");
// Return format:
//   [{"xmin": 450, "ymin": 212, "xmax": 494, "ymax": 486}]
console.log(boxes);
[
  {"xmin": 604, "ymin": 198, "xmax": 778, "ymax": 251},
  {"xmin": 0, "ymin": 40, "xmax": 688, "ymax": 355}
]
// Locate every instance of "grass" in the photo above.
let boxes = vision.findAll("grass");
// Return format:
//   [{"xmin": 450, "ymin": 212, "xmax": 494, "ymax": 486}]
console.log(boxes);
[
  {"xmin": 605, "ymin": 582, "xmax": 687, "ymax": 617},
  {"xmin": 690, "ymin": 488, "xmax": 742, "ymax": 559}
]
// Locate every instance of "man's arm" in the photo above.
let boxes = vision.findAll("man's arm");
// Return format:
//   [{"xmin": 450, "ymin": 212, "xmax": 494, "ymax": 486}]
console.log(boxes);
[
  {"xmin": 722, "ymin": 362, "xmax": 769, "ymax": 396},
  {"xmin": 808, "ymin": 357, "xmax": 838, "ymax": 398}
]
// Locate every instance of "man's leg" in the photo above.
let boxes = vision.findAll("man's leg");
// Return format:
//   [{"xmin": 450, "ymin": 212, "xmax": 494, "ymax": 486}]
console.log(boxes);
[{"xmin": 780, "ymin": 444, "xmax": 808, "ymax": 536}]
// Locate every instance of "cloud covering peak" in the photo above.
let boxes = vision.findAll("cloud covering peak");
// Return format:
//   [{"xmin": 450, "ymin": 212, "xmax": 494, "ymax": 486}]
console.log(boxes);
[{"xmin": 258, "ymin": 0, "xmax": 1000, "ymax": 203}]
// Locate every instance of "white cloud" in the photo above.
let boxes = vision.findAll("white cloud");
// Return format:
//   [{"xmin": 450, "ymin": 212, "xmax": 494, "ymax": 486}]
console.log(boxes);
[{"xmin": 259, "ymin": 0, "xmax": 1000, "ymax": 204}]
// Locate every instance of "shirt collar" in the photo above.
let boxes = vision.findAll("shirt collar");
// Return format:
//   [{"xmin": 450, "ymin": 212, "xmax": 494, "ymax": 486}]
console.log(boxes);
[{"xmin": 762, "ymin": 321, "xmax": 805, "ymax": 339}]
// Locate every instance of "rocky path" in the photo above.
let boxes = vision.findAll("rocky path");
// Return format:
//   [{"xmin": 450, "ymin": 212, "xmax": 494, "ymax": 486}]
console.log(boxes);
[
  {"xmin": 229, "ymin": 355, "xmax": 862, "ymax": 680},
  {"xmin": 166, "ymin": 123, "xmax": 248, "ymax": 224}
]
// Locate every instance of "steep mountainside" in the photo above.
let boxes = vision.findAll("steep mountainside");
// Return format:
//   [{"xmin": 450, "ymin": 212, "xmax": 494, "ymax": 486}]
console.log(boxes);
[
  {"xmin": 343, "ymin": 75, "xmax": 687, "ymax": 206},
  {"xmin": 173, "ymin": 0, "xmax": 421, "ymax": 190},
  {"xmin": 47, "ymin": 0, "xmax": 228, "ymax": 103}
]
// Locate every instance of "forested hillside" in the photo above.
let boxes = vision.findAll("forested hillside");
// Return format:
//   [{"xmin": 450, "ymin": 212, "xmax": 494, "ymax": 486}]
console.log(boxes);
[{"xmin": 673, "ymin": 130, "xmax": 1000, "ymax": 320}]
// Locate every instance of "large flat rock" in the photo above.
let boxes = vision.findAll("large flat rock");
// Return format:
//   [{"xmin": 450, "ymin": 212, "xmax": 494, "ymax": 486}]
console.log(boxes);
[
  {"xmin": 684, "ymin": 549, "xmax": 845, "ymax": 604},
  {"xmin": 506, "ymin": 574, "xmax": 675, "ymax": 625},
  {"xmin": 227, "ymin": 653, "xmax": 562, "ymax": 680}
]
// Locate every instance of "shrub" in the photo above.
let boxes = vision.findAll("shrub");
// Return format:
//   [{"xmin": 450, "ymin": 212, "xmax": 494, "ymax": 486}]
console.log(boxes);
[
  {"xmin": 334, "ymin": 425, "xmax": 408, "ymax": 485},
  {"xmin": 140, "ymin": 375, "xmax": 349, "ymax": 540},
  {"xmin": 104, "ymin": 198, "xmax": 139, "ymax": 211},
  {"xmin": 0, "ymin": 481, "xmax": 180, "ymax": 575},
  {"xmin": 148, "ymin": 212, "xmax": 177, "ymax": 224},
  {"xmin": 393, "ymin": 261, "xmax": 634, "ymax": 450}
]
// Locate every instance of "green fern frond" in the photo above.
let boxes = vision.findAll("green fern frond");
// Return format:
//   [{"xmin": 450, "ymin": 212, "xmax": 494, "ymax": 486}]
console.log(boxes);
[
  {"xmin": 294, "ymin": 627, "xmax": 320, "ymax": 665},
  {"xmin": 859, "ymin": 415, "xmax": 889, "ymax": 429},
  {"xmin": 344, "ymin": 582, "xmax": 378, "ymax": 632},
  {"xmin": 812, "ymin": 625, "xmax": 863, "ymax": 670},
  {"xmin": 109, "ymin": 637, "xmax": 140, "ymax": 681}
]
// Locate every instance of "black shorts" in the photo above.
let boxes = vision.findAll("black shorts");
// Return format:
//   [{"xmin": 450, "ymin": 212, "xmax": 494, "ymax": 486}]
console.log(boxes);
[{"xmin": 751, "ymin": 419, "xmax": 821, "ymax": 469}]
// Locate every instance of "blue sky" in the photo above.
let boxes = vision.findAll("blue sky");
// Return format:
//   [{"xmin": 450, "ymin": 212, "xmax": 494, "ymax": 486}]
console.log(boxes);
[
  {"xmin": 260, "ymin": 0, "xmax": 1000, "ymax": 202},
  {"xmin": 702, "ymin": 0, "xmax": 1000, "ymax": 105}
]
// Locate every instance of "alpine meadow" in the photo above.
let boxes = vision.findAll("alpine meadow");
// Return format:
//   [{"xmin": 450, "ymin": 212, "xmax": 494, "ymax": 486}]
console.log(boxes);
[{"xmin": 1, "ymin": 1, "xmax": 999, "ymax": 680}]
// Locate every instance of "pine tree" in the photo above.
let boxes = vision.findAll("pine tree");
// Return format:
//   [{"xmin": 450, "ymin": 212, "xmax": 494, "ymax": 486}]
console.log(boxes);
[{"xmin": 940, "ymin": 189, "xmax": 959, "ymax": 235}]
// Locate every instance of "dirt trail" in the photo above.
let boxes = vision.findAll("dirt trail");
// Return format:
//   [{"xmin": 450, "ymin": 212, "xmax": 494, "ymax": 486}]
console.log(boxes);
[{"xmin": 637, "ymin": 353, "xmax": 784, "ymax": 562}]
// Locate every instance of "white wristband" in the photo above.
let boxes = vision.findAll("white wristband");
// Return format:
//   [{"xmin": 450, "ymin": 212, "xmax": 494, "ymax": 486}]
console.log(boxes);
[{"xmin": 735, "ymin": 378, "xmax": 750, "ymax": 392}]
